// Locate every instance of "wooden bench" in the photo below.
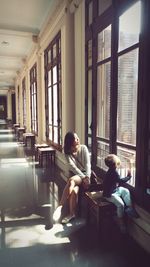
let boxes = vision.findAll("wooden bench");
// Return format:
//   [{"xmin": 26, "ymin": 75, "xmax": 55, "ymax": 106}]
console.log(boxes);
[
  {"xmin": 13, "ymin": 123, "xmax": 20, "ymax": 135},
  {"xmin": 83, "ymin": 191, "xmax": 116, "ymax": 234},
  {"xmin": 38, "ymin": 147, "xmax": 56, "ymax": 167},
  {"xmin": 34, "ymin": 143, "xmax": 49, "ymax": 161},
  {"xmin": 23, "ymin": 133, "xmax": 35, "ymax": 148},
  {"xmin": 17, "ymin": 127, "xmax": 26, "ymax": 142}
]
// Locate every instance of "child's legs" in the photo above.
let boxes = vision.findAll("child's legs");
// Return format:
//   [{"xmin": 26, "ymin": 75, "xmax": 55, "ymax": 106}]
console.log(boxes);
[
  {"xmin": 117, "ymin": 186, "xmax": 132, "ymax": 207},
  {"xmin": 105, "ymin": 193, "xmax": 125, "ymax": 218}
]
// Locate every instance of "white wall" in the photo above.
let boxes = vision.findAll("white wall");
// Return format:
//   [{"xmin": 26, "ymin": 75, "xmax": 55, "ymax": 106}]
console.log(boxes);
[{"xmin": 14, "ymin": 0, "xmax": 86, "ymax": 142}]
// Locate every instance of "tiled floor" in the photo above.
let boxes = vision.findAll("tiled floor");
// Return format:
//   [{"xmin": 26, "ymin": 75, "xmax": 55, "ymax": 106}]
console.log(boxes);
[{"xmin": 0, "ymin": 121, "xmax": 149, "ymax": 266}]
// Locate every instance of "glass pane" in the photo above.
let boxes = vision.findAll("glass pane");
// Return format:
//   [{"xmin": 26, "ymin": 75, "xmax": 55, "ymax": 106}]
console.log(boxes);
[
  {"xmin": 53, "ymin": 84, "xmax": 58, "ymax": 126},
  {"xmin": 53, "ymin": 43, "xmax": 57, "ymax": 59},
  {"xmin": 97, "ymin": 25, "xmax": 111, "ymax": 62},
  {"xmin": 53, "ymin": 66, "xmax": 57, "ymax": 84},
  {"xmin": 117, "ymin": 146, "xmax": 136, "ymax": 187},
  {"xmin": 118, "ymin": 1, "xmax": 141, "ymax": 52},
  {"xmin": 117, "ymin": 49, "xmax": 138, "ymax": 146},
  {"xmin": 97, "ymin": 140, "xmax": 109, "ymax": 170},
  {"xmin": 34, "ymin": 95, "xmax": 36, "ymax": 118},
  {"xmin": 98, "ymin": 0, "xmax": 112, "ymax": 16},
  {"xmin": 48, "ymin": 70, "xmax": 51, "ymax": 87},
  {"xmin": 88, "ymin": 2, "xmax": 93, "ymax": 25},
  {"xmin": 33, "ymin": 68, "xmax": 36, "ymax": 78},
  {"xmin": 48, "ymin": 50, "xmax": 51, "ymax": 64},
  {"xmin": 54, "ymin": 126, "xmax": 58, "ymax": 143},
  {"xmin": 58, "ymin": 63, "xmax": 61, "ymax": 82},
  {"xmin": 97, "ymin": 62, "xmax": 111, "ymax": 139},
  {"xmin": 35, "ymin": 122, "xmax": 37, "ymax": 132},
  {"xmin": 59, "ymin": 39, "xmax": 61, "ymax": 54},
  {"xmin": 31, "ymin": 84, "xmax": 33, "ymax": 94},
  {"xmin": 88, "ymin": 137, "xmax": 92, "ymax": 154},
  {"xmin": 32, "ymin": 96, "xmax": 34, "ymax": 117},
  {"xmin": 88, "ymin": 70, "xmax": 92, "ymax": 135},
  {"xmin": 88, "ymin": 40, "xmax": 92, "ymax": 66},
  {"xmin": 49, "ymin": 125, "xmax": 52, "ymax": 140},
  {"xmin": 48, "ymin": 88, "xmax": 52, "ymax": 124}
]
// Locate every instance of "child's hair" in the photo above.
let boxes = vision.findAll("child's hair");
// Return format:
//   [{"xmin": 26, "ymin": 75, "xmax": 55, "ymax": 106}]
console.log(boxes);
[
  {"xmin": 104, "ymin": 154, "xmax": 121, "ymax": 168},
  {"xmin": 64, "ymin": 131, "xmax": 75, "ymax": 155}
]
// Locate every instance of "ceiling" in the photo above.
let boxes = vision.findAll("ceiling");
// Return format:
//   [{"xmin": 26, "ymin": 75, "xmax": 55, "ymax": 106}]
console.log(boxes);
[{"xmin": 0, "ymin": 0, "xmax": 60, "ymax": 94}]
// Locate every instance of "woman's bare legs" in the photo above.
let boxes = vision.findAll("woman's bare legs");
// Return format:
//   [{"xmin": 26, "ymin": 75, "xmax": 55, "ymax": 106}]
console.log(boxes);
[
  {"xmin": 53, "ymin": 175, "xmax": 82, "ymax": 222},
  {"xmin": 69, "ymin": 185, "xmax": 79, "ymax": 216}
]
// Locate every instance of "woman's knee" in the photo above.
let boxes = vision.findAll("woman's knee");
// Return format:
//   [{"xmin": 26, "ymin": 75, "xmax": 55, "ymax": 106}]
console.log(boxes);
[
  {"xmin": 69, "ymin": 175, "xmax": 82, "ymax": 186},
  {"xmin": 72, "ymin": 186, "xmax": 79, "ymax": 194}
]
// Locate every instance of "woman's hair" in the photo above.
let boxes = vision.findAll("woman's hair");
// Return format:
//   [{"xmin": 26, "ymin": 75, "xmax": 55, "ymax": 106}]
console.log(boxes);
[
  {"xmin": 64, "ymin": 131, "xmax": 75, "ymax": 155},
  {"xmin": 104, "ymin": 154, "xmax": 121, "ymax": 168}
]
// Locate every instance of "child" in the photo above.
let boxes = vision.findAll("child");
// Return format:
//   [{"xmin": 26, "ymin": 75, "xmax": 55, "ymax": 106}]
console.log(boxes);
[{"xmin": 103, "ymin": 154, "xmax": 139, "ymax": 233}]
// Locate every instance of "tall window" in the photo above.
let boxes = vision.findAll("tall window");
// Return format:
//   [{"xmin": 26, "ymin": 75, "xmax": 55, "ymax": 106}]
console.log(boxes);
[
  {"xmin": 116, "ymin": 2, "xmax": 141, "ymax": 186},
  {"xmin": 97, "ymin": 25, "xmax": 111, "ymax": 170},
  {"xmin": 22, "ymin": 77, "xmax": 26, "ymax": 128},
  {"xmin": 30, "ymin": 63, "xmax": 38, "ymax": 134},
  {"xmin": 44, "ymin": 32, "xmax": 62, "ymax": 148},
  {"xmin": 85, "ymin": 0, "xmax": 150, "ymax": 209},
  {"xmin": 17, "ymin": 86, "xmax": 20, "ymax": 124}
]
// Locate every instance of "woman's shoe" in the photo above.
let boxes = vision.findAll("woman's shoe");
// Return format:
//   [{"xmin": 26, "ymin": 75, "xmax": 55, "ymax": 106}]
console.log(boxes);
[
  {"xmin": 53, "ymin": 205, "xmax": 62, "ymax": 222},
  {"xmin": 61, "ymin": 214, "xmax": 75, "ymax": 224}
]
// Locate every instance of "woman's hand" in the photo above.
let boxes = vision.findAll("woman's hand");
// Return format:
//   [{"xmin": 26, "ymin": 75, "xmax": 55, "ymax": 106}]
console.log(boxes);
[{"xmin": 82, "ymin": 176, "xmax": 90, "ymax": 190}]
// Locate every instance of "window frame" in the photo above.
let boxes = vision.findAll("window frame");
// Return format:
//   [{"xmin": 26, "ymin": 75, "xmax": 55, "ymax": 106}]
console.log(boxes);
[
  {"xmin": 30, "ymin": 63, "xmax": 38, "ymax": 134},
  {"xmin": 85, "ymin": 0, "xmax": 150, "ymax": 211},
  {"xmin": 44, "ymin": 31, "xmax": 62, "ymax": 150},
  {"xmin": 22, "ymin": 77, "xmax": 26, "ymax": 128}
]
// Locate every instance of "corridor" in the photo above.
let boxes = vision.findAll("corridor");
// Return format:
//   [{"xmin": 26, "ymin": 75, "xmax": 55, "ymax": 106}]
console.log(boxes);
[{"xmin": 0, "ymin": 120, "xmax": 149, "ymax": 267}]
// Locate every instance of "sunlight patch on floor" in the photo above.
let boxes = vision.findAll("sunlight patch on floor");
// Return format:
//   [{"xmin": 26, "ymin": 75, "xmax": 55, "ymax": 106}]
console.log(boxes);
[{"xmin": 3, "ymin": 224, "xmax": 70, "ymax": 248}]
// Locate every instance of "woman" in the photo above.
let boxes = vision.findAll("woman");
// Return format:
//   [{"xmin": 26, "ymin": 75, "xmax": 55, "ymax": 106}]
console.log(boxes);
[{"xmin": 53, "ymin": 131, "xmax": 91, "ymax": 224}]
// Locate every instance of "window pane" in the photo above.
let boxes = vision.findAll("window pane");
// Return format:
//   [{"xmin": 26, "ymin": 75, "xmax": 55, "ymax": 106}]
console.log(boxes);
[
  {"xmin": 88, "ymin": 70, "xmax": 92, "ymax": 135},
  {"xmin": 53, "ymin": 66, "xmax": 57, "ymax": 84},
  {"xmin": 48, "ymin": 50, "xmax": 51, "ymax": 64},
  {"xmin": 58, "ymin": 63, "xmax": 61, "ymax": 82},
  {"xmin": 117, "ymin": 49, "xmax": 138, "ymax": 146},
  {"xmin": 97, "ymin": 140, "xmax": 109, "ymax": 169},
  {"xmin": 88, "ymin": 137, "xmax": 92, "ymax": 153},
  {"xmin": 97, "ymin": 62, "xmax": 111, "ymax": 139},
  {"xmin": 48, "ymin": 70, "xmax": 51, "ymax": 87},
  {"xmin": 117, "ymin": 146, "xmax": 136, "ymax": 187},
  {"xmin": 88, "ymin": 40, "xmax": 92, "ymax": 66},
  {"xmin": 98, "ymin": 0, "xmax": 112, "ymax": 16},
  {"xmin": 53, "ymin": 84, "xmax": 58, "ymax": 126},
  {"xmin": 54, "ymin": 126, "xmax": 58, "ymax": 143},
  {"xmin": 34, "ymin": 95, "xmax": 36, "ymax": 118},
  {"xmin": 48, "ymin": 87, "xmax": 52, "ymax": 124},
  {"xmin": 118, "ymin": 1, "xmax": 141, "ymax": 52},
  {"xmin": 49, "ymin": 125, "xmax": 52, "ymax": 140},
  {"xmin": 53, "ymin": 43, "xmax": 57, "ymax": 59},
  {"xmin": 97, "ymin": 25, "xmax": 111, "ymax": 62},
  {"xmin": 88, "ymin": 2, "xmax": 93, "ymax": 25},
  {"xmin": 58, "ymin": 39, "xmax": 61, "ymax": 54}
]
